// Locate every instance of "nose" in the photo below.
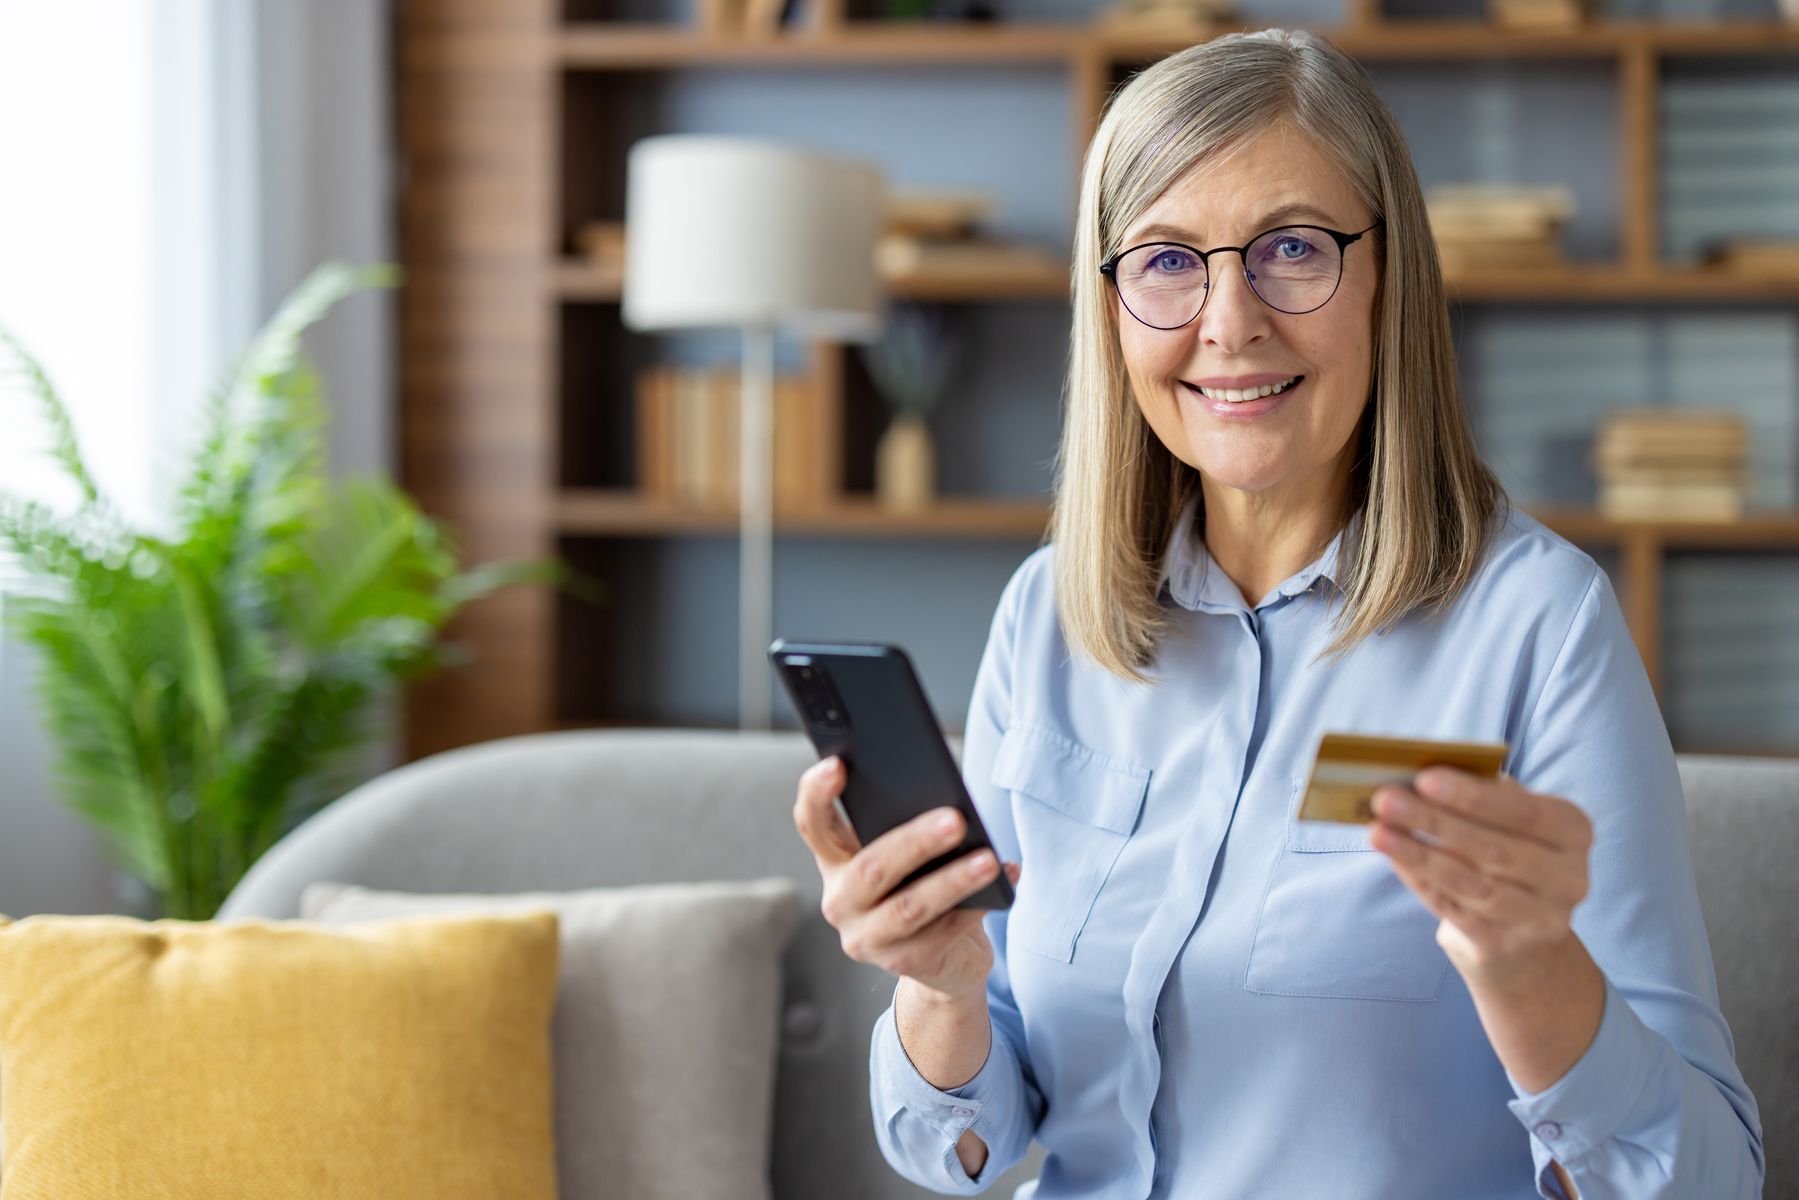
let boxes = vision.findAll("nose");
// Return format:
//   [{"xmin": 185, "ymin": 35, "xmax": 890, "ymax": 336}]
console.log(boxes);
[{"xmin": 1195, "ymin": 249, "xmax": 1273, "ymax": 352}]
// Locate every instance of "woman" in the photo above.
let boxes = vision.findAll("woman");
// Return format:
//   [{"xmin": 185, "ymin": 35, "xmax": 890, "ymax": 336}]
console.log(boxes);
[{"xmin": 791, "ymin": 28, "xmax": 1763, "ymax": 1199}]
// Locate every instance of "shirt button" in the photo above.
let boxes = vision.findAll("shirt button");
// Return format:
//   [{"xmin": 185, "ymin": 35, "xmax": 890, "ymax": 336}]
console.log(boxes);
[
  {"xmin": 1533, "ymin": 1120, "xmax": 1562, "ymax": 1140},
  {"xmin": 951, "ymin": 1106, "xmax": 975, "ymax": 1118}
]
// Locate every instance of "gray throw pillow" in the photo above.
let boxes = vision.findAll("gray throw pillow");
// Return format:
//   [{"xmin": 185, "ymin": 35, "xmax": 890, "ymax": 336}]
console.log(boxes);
[{"xmin": 301, "ymin": 877, "xmax": 799, "ymax": 1200}]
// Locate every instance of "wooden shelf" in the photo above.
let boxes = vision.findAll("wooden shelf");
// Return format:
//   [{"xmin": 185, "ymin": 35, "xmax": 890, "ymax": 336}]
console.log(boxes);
[
  {"xmin": 404, "ymin": 2, "xmax": 1799, "ymax": 751},
  {"xmin": 1444, "ymin": 265, "xmax": 1799, "ymax": 304},
  {"xmin": 555, "ymin": 260, "xmax": 625, "ymax": 301},
  {"xmin": 556, "ymin": 19, "xmax": 1799, "ymax": 71},
  {"xmin": 557, "ymin": 258, "xmax": 1799, "ymax": 306},
  {"xmin": 554, "ymin": 257, "xmax": 1069, "ymax": 303},
  {"xmin": 554, "ymin": 493, "xmax": 1799, "ymax": 548},
  {"xmin": 556, "ymin": 23, "xmax": 1086, "ymax": 67},
  {"xmin": 1106, "ymin": 21, "xmax": 1624, "ymax": 63},
  {"xmin": 1294, "ymin": 19, "xmax": 1799, "ymax": 60},
  {"xmin": 1532, "ymin": 508, "xmax": 1799, "ymax": 549},
  {"xmin": 554, "ymin": 490, "xmax": 1053, "ymax": 537}
]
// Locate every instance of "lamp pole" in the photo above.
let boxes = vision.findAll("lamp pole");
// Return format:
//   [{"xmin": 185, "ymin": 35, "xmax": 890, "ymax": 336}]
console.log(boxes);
[{"xmin": 740, "ymin": 324, "xmax": 776, "ymax": 730}]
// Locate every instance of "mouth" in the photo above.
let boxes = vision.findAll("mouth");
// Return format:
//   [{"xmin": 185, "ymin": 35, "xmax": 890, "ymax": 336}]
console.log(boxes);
[{"xmin": 1180, "ymin": 375, "xmax": 1305, "ymax": 403}]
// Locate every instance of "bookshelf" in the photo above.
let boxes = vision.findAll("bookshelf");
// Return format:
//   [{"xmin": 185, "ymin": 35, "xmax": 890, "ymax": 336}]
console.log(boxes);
[{"xmin": 398, "ymin": 0, "xmax": 1799, "ymax": 760}]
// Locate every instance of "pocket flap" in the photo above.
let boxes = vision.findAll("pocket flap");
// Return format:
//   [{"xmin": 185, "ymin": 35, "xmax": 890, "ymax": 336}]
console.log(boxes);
[
  {"xmin": 1287, "ymin": 819, "xmax": 1374, "ymax": 852},
  {"xmin": 989, "ymin": 723, "xmax": 1151, "ymax": 835}
]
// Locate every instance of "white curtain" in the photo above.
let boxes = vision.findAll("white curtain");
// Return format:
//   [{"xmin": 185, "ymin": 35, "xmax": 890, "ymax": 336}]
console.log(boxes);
[{"xmin": 0, "ymin": 0, "xmax": 393, "ymax": 917}]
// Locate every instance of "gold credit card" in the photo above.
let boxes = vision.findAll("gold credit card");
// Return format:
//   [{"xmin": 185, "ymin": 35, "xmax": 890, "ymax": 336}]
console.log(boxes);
[{"xmin": 1297, "ymin": 732, "xmax": 1509, "ymax": 825}]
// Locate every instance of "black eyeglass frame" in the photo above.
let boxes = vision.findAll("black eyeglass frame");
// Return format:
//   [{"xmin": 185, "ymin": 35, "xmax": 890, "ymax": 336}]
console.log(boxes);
[{"xmin": 1099, "ymin": 218, "xmax": 1385, "ymax": 327}]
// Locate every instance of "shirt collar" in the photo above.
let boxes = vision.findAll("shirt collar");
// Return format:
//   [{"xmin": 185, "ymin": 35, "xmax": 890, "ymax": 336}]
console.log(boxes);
[{"xmin": 1156, "ymin": 489, "xmax": 1361, "ymax": 614}]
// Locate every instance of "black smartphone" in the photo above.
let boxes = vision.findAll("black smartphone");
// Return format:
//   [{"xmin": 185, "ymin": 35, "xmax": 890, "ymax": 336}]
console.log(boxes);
[{"xmin": 769, "ymin": 639, "xmax": 1014, "ymax": 911}]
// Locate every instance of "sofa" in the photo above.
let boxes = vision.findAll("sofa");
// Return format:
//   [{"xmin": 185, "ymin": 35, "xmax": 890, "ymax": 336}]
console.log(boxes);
[{"xmin": 218, "ymin": 728, "xmax": 1797, "ymax": 1199}]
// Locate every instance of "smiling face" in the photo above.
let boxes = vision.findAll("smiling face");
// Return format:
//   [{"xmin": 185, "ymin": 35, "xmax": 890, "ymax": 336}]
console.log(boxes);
[{"xmin": 1112, "ymin": 122, "xmax": 1381, "ymax": 511}]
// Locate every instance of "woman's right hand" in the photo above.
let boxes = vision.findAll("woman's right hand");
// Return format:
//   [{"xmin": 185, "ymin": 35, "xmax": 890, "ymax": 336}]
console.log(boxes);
[{"xmin": 792, "ymin": 755, "xmax": 1022, "ymax": 1005}]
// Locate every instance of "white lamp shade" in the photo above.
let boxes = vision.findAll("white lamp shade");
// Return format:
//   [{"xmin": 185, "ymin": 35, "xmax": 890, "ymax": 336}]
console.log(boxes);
[{"xmin": 621, "ymin": 135, "xmax": 885, "ymax": 342}]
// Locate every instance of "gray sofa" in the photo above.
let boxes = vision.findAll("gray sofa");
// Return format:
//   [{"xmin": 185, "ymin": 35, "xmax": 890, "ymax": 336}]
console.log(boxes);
[{"xmin": 219, "ymin": 729, "xmax": 1796, "ymax": 1199}]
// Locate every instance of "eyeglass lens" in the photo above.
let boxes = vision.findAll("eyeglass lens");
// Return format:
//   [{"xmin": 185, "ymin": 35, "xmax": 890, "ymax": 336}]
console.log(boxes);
[{"xmin": 1112, "ymin": 226, "xmax": 1346, "ymax": 326}]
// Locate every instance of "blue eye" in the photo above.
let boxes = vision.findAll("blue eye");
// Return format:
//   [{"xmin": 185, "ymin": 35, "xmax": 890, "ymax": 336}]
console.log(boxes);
[
  {"xmin": 1268, "ymin": 236, "xmax": 1313, "ymax": 261},
  {"xmin": 1148, "ymin": 249, "xmax": 1198, "ymax": 273}
]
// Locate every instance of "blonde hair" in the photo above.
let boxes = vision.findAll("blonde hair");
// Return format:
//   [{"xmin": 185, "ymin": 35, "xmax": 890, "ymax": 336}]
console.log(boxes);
[{"xmin": 1049, "ymin": 27, "xmax": 1508, "ymax": 684}]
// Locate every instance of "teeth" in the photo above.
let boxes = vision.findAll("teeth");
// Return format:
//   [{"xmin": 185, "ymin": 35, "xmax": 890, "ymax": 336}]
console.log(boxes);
[{"xmin": 1196, "ymin": 375, "xmax": 1301, "ymax": 402}]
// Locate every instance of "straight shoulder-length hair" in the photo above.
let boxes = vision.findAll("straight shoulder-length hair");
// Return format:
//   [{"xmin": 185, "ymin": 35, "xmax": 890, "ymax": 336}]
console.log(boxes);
[{"xmin": 1049, "ymin": 26, "xmax": 1509, "ymax": 685}]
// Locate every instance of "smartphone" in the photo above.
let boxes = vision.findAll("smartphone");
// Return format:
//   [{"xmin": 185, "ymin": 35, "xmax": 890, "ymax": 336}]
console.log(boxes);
[{"xmin": 769, "ymin": 639, "xmax": 1014, "ymax": 910}]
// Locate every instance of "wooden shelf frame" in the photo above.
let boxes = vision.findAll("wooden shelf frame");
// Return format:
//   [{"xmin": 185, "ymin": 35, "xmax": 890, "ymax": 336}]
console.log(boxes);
[{"xmin": 401, "ymin": 0, "xmax": 1799, "ymax": 753}]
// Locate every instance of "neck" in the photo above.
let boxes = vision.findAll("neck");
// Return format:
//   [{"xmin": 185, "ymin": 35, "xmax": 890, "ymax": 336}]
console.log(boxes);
[{"xmin": 1198, "ymin": 460, "xmax": 1354, "ymax": 608}]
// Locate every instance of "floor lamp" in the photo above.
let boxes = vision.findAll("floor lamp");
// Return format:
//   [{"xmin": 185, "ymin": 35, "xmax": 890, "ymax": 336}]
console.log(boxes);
[{"xmin": 621, "ymin": 135, "xmax": 885, "ymax": 730}]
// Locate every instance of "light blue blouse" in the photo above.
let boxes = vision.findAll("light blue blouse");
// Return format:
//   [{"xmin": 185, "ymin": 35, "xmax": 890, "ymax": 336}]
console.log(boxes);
[{"xmin": 868, "ymin": 491, "xmax": 1764, "ymax": 1198}]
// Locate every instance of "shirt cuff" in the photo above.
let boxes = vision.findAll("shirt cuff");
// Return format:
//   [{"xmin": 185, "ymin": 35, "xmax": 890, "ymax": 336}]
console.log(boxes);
[
  {"xmin": 1504, "ymin": 973, "xmax": 1655, "ymax": 1173},
  {"xmin": 872, "ymin": 981, "xmax": 1009, "ymax": 1143}
]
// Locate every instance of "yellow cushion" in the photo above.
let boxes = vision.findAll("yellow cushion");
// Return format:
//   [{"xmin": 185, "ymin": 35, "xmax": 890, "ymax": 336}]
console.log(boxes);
[{"xmin": 0, "ymin": 910, "xmax": 561, "ymax": 1200}]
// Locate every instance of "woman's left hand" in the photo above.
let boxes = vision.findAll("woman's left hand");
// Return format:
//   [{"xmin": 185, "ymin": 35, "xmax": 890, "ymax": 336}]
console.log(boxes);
[{"xmin": 1370, "ymin": 767, "xmax": 1595, "ymax": 991}]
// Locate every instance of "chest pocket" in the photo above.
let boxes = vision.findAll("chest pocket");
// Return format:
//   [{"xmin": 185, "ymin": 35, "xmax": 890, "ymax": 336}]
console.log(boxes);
[
  {"xmin": 988, "ymin": 722, "xmax": 1151, "ymax": 963},
  {"xmin": 1244, "ymin": 776, "xmax": 1450, "ymax": 1002}
]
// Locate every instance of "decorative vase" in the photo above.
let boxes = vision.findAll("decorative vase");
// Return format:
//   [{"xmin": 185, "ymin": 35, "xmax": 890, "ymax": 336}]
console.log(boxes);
[{"xmin": 876, "ymin": 411, "xmax": 935, "ymax": 510}]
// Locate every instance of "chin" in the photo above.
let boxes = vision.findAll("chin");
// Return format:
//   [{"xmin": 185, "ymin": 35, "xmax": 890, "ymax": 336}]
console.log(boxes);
[{"xmin": 1188, "ymin": 459, "xmax": 1291, "ymax": 495}]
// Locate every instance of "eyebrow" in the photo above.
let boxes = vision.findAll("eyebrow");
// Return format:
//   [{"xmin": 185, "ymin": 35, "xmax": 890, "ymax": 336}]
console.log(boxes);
[{"xmin": 1126, "ymin": 203, "xmax": 1341, "ymax": 246}]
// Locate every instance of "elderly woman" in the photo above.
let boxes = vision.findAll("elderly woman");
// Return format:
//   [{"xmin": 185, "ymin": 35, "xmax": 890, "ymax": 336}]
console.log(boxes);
[{"xmin": 791, "ymin": 27, "xmax": 1763, "ymax": 1199}]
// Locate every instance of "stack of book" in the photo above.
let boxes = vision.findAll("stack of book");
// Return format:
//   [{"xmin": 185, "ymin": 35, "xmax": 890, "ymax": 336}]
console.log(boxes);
[
  {"xmin": 635, "ymin": 365, "xmax": 828, "ymax": 511},
  {"xmin": 695, "ymin": 0, "xmax": 804, "ymax": 36},
  {"xmin": 876, "ymin": 190, "xmax": 1063, "ymax": 288},
  {"xmin": 1593, "ymin": 409, "xmax": 1751, "ymax": 522},
  {"xmin": 1095, "ymin": 0, "xmax": 1239, "ymax": 36},
  {"xmin": 1426, "ymin": 184, "xmax": 1575, "ymax": 276},
  {"xmin": 1488, "ymin": 0, "xmax": 1592, "ymax": 30}
]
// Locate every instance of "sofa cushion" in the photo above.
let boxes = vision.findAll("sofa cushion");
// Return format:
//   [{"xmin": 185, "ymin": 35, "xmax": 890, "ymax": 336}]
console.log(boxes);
[
  {"xmin": 0, "ymin": 909, "xmax": 560, "ymax": 1198},
  {"xmin": 303, "ymin": 876, "xmax": 799, "ymax": 1200}
]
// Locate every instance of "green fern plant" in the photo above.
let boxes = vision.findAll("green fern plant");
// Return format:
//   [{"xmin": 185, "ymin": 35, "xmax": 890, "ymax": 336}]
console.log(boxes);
[{"xmin": 0, "ymin": 263, "xmax": 561, "ymax": 919}]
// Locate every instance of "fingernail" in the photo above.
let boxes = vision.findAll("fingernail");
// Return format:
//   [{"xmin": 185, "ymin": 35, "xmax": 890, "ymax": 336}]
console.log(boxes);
[
  {"xmin": 935, "ymin": 809, "xmax": 960, "ymax": 834},
  {"xmin": 965, "ymin": 851, "xmax": 995, "ymax": 875}
]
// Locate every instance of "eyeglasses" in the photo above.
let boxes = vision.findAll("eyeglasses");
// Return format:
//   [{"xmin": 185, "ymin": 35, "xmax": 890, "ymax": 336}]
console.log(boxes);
[{"xmin": 1100, "ymin": 220, "xmax": 1383, "ymax": 329}]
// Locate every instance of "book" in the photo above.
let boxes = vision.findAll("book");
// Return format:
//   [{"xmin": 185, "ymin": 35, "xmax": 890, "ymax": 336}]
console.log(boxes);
[
  {"xmin": 1593, "ymin": 445, "xmax": 1748, "ymax": 474},
  {"xmin": 1489, "ymin": 0, "xmax": 1589, "ymax": 32},
  {"xmin": 885, "ymin": 191, "xmax": 999, "ymax": 241},
  {"xmin": 1596, "ymin": 411, "xmax": 1749, "ymax": 461},
  {"xmin": 709, "ymin": 366, "xmax": 741, "ymax": 508},
  {"xmin": 1426, "ymin": 183, "xmax": 1577, "ymax": 221},
  {"xmin": 743, "ymin": 0, "xmax": 786, "ymax": 37},
  {"xmin": 677, "ymin": 367, "xmax": 713, "ymax": 507},
  {"xmin": 635, "ymin": 365, "xmax": 675, "ymax": 501},
  {"xmin": 774, "ymin": 376, "xmax": 819, "ymax": 511},
  {"xmin": 1599, "ymin": 480, "xmax": 1746, "ymax": 522},
  {"xmin": 648, "ymin": 367, "xmax": 827, "ymax": 511},
  {"xmin": 696, "ymin": 0, "xmax": 744, "ymax": 33},
  {"xmin": 1593, "ymin": 461, "xmax": 1750, "ymax": 486},
  {"xmin": 875, "ymin": 233, "xmax": 1064, "ymax": 282}
]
